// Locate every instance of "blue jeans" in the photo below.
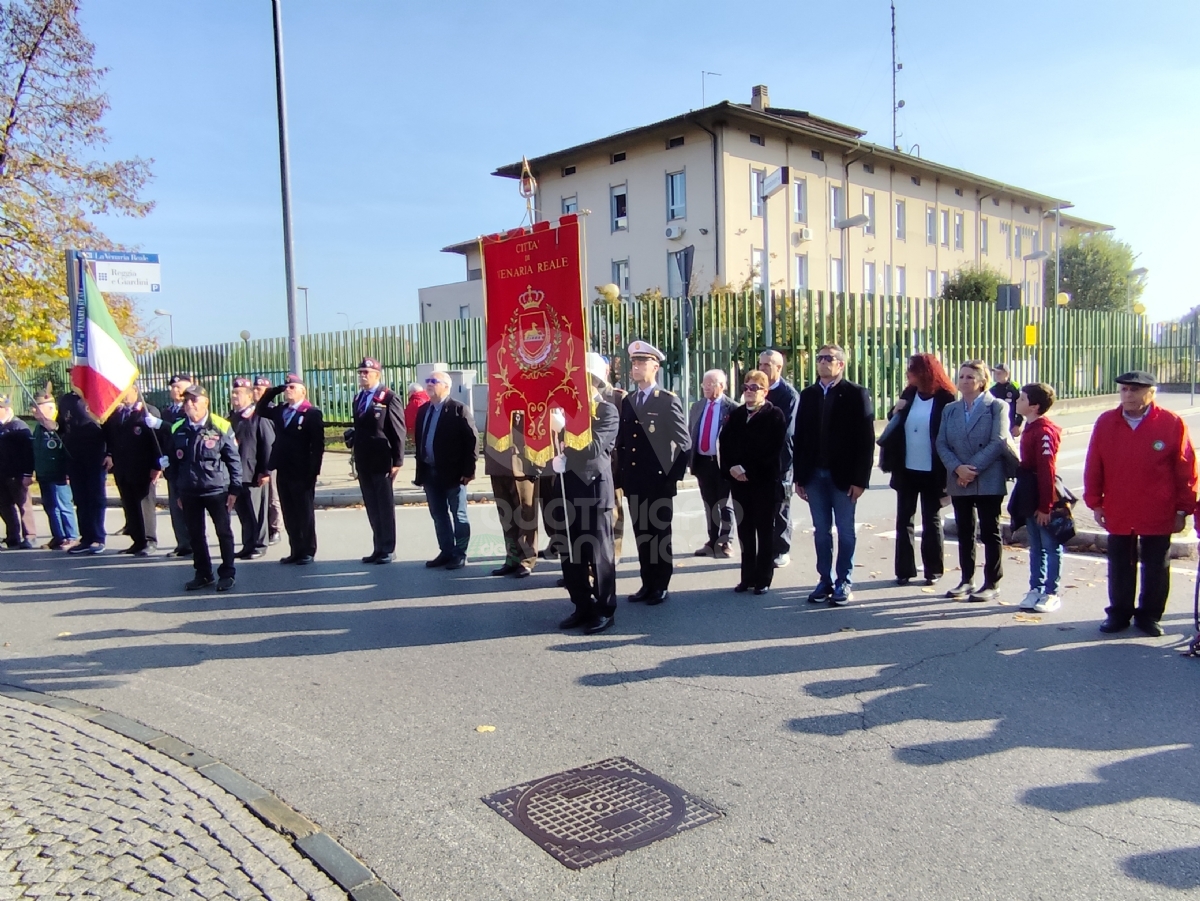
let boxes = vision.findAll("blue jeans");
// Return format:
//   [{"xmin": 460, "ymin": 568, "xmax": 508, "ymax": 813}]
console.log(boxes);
[
  {"xmin": 424, "ymin": 470, "xmax": 470, "ymax": 558},
  {"xmin": 805, "ymin": 468, "xmax": 858, "ymax": 588},
  {"xmin": 39, "ymin": 480, "xmax": 78, "ymax": 542},
  {"xmin": 1026, "ymin": 515, "xmax": 1062, "ymax": 594}
]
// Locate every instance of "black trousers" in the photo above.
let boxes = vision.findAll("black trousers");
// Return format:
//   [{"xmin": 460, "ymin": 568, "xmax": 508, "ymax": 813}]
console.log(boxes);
[
  {"xmin": 772, "ymin": 483, "xmax": 793, "ymax": 556},
  {"xmin": 67, "ymin": 456, "xmax": 106, "ymax": 547},
  {"xmin": 183, "ymin": 494, "xmax": 236, "ymax": 580},
  {"xmin": 626, "ymin": 492, "xmax": 674, "ymax": 592},
  {"xmin": 278, "ymin": 476, "xmax": 317, "ymax": 558},
  {"xmin": 895, "ymin": 469, "xmax": 945, "ymax": 580},
  {"xmin": 358, "ymin": 470, "xmax": 396, "ymax": 555},
  {"xmin": 0, "ymin": 476, "xmax": 35, "ymax": 545},
  {"xmin": 233, "ymin": 483, "xmax": 269, "ymax": 552},
  {"xmin": 731, "ymin": 482, "xmax": 776, "ymax": 589},
  {"xmin": 538, "ymin": 475, "xmax": 567, "ymax": 557},
  {"xmin": 1106, "ymin": 533, "xmax": 1171, "ymax": 624},
  {"xmin": 166, "ymin": 477, "xmax": 191, "ymax": 552},
  {"xmin": 693, "ymin": 455, "xmax": 733, "ymax": 548},
  {"xmin": 951, "ymin": 495, "xmax": 1003, "ymax": 587},
  {"xmin": 115, "ymin": 475, "xmax": 151, "ymax": 550},
  {"xmin": 561, "ymin": 500, "xmax": 616, "ymax": 619}
]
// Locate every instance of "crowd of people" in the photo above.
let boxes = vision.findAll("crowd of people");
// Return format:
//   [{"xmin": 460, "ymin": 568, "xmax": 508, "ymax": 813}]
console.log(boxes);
[{"xmin": 0, "ymin": 343, "xmax": 1196, "ymax": 639}]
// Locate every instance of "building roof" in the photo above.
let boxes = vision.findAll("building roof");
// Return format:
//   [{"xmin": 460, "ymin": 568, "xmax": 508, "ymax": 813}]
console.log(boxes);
[
  {"xmin": 1058, "ymin": 212, "xmax": 1114, "ymax": 233},
  {"xmin": 493, "ymin": 99, "xmax": 1076, "ymax": 210}
]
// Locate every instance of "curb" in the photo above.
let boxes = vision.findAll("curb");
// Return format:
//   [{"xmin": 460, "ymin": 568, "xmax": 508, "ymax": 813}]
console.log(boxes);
[
  {"xmin": 943, "ymin": 519, "xmax": 1199, "ymax": 560},
  {"xmin": 0, "ymin": 683, "xmax": 401, "ymax": 901}
]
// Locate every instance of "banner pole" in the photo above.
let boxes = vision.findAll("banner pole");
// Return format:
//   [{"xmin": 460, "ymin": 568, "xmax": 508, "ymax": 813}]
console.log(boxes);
[
  {"xmin": 553, "ymin": 427, "xmax": 574, "ymax": 564},
  {"xmin": 0, "ymin": 351, "xmax": 36, "ymax": 405}
]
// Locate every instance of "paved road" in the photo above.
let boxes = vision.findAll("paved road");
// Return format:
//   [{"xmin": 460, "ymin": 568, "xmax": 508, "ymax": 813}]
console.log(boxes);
[{"xmin": 3, "ymin": 397, "xmax": 1200, "ymax": 900}]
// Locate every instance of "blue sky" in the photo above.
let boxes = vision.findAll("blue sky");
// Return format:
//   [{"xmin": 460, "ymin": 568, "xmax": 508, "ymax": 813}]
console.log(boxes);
[{"xmin": 82, "ymin": 0, "xmax": 1199, "ymax": 346}]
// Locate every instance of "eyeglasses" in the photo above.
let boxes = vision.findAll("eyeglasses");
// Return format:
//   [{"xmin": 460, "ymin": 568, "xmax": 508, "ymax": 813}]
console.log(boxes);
[
  {"xmin": 424, "ymin": 378, "xmax": 442, "ymax": 385},
  {"xmin": 743, "ymin": 384, "xmax": 763, "ymax": 392},
  {"xmin": 816, "ymin": 354, "xmax": 840, "ymax": 363}
]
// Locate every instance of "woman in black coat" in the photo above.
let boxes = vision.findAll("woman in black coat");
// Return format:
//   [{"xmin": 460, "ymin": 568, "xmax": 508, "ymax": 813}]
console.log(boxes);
[
  {"xmin": 879, "ymin": 354, "xmax": 957, "ymax": 585},
  {"xmin": 719, "ymin": 369, "xmax": 787, "ymax": 594}
]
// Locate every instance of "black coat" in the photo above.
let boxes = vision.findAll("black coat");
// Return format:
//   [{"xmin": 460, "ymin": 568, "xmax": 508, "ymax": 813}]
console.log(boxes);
[
  {"xmin": 0, "ymin": 416, "xmax": 34, "ymax": 479},
  {"xmin": 558, "ymin": 399, "xmax": 619, "ymax": 512},
  {"xmin": 793, "ymin": 379, "xmax": 876, "ymax": 491},
  {"xmin": 615, "ymin": 387, "xmax": 691, "ymax": 498},
  {"xmin": 227, "ymin": 407, "xmax": 275, "ymax": 486},
  {"xmin": 158, "ymin": 401, "xmax": 187, "ymax": 460},
  {"xmin": 350, "ymin": 385, "xmax": 406, "ymax": 473},
  {"xmin": 256, "ymin": 387, "xmax": 325, "ymax": 482},
  {"xmin": 413, "ymin": 397, "xmax": 478, "ymax": 489},
  {"xmin": 766, "ymin": 379, "xmax": 800, "ymax": 480},
  {"xmin": 687, "ymin": 395, "xmax": 735, "ymax": 471},
  {"xmin": 719, "ymin": 401, "xmax": 786, "ymax": 494},
  {"xmin": 102, "ymin": 402, "xmax": 162, "ymax": 481},
  {"xmin": 880, "ymin": 386, "xmax": 955, "ymax": 489},
  {"xmin": 56, "ymin": 392, "xmax": 106, "ymax": 462}
]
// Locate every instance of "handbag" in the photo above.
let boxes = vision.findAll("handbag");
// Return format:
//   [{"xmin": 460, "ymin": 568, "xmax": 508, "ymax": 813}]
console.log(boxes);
[
  {"xmin": 876, "ymin": 410, "xmax": 906, "ymax": 474},
  {"xmin": 988, "ymin": 402, "xmax": 1021, "ymax": 480}
]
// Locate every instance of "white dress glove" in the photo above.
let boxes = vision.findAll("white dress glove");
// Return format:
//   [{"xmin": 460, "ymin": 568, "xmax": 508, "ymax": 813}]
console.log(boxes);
[
  {"xmin": 550, "ymin": 408, "xmax": 566, "ymax": 433},
  {"xmin": 551, "ymin": 454, "xmax": 567, "ymax": 474}
]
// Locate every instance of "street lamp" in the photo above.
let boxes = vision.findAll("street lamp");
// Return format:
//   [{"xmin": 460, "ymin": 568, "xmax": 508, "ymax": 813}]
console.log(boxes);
[
  {"xmin": 835, "ymin": 214, "xmax": 871, "ymax": 304},
  {"xmin": 1022, "ymin": 250, "xmax": 1049, "ymax": 305},
  {"xmin": 153, "ymin": 308, "xmax": 173, "ymax": 347},
  {"xmin": 297, "ymin": 285, "xmax": 310, "ymax": 334},
  {"xmin": 271, "ymin": 0, "xmax": 302, "ymax": 377},
  {"xmin": 759, "ymin": 166, "xmax": 790, "ymax": 346},
  {"xmin": 1127, "ymin": 267, "xmax": 1149, "ymax": 312}
]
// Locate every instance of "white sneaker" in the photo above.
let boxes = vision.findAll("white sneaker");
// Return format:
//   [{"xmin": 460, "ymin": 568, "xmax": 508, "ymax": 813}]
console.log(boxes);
[
  {"xmin": 1034, "ymin": 593, "xmax": 1061, "ymax": 613},
  {"xmin": 773, "ymin": 554, "xmax": 790, "ymax": 568},
  {"xmin": 1019, "ymin": 590, "xmax": 1041, "ymax": 610}
]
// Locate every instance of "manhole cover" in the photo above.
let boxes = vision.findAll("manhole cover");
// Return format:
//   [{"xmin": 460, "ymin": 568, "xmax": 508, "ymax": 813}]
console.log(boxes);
[{"xmin": 482, "ymin": 756, "xmax": 722, "ymax": 869}]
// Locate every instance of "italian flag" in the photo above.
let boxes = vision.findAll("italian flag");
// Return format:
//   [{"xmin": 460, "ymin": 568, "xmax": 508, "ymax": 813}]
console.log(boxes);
[{"xmin": 71, "ymin": 266, "xmax": 139, "ymax": 423}]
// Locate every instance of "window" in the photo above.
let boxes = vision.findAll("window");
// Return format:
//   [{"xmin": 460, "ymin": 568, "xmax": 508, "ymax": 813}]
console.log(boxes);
[
  {"xmin": 611, "ymin": 151, "xmax": 626, "ymax": 164},
  {"xmin": 751, "ymin": 248, "xmax": 763, "ymax": 290},
  {"xmin": 895, "ymin": 265, "xmax": 906, "ymax": 296},
  {"xmin": 830, "ymin": 185, "xmax": 844, "ymax": 229},
  {"xmin": 940, "ymin": 270, "xmax": 949, "ymax": 288},
  {"xmin": 954, "ymin": 212, "xmax": 964, "ymax": 250},
  {"xmin": 940, "ymin": 210, "xmax": 950, "ymax": 247},
  {"xmin": 895, "ymin": 200, "xmax": 906, "ymax": 240},
  {"xmin": 610, "ymin": 185, "xmax": 628, "ymax": 232},
  {"xmin": 561, "ymin": 165, "xmax": 576, "ymax": 177},
  {"xmin": 993, "ymin": 198, "xmax": 1001, "ymax": 206},
  {"xmin": 666, "ymin": 171, "xmax": 686, "ymax": 221},
  {"xmin": 750, "ymin": 134, "xmax": 765, "ymax": 146},
  {"xmin": 612, "ymin": 259, "xmax": 629, "ymax": 297},
  {"xmin": 830, "ymin": 258, "xmax": 844, "ymax": 293},
  {"xmin": 926, "ymin": 207, "xmax": 936, "ymax": 244},
  {"xmin": 667, "ymin": 251, "xmax": 684, "ymax": 298},
  {"xmin": 795, "ymin": 254, "xmax": 808, "ymax": 292},
  {"xmin": 1013, "ymin": 229, "xmax": 1022, "ymax": 258},
  {"xmin": 980, "ymin": 217, "xmax": 989, "ymax": 254},
  {"xmin": 863, "ymin": 261, "xmax": 876, "ymax": 295},
  {"xmin": 927, "ymin": 269, "xmax": 938, "ymax": 297},
  {"xmin": 561, "ymin": 195, "xmax": 578, "ymax": 215},
  {"xmin": 793, "ymin": 178, "xmax": 808, "ymax": 224},
  {"xmin": 1023, "ymin": 205, "xmax": 1031, "ymax": 214},
  {"xmin": 911, "ymin": 175, "xmax": 921, "ymax": 186},
  {"xmin": 954, "ymin": 187, "xmax": 964, "ymax": 197},
  {"xmin": 863, "ymin": 162, "xmax": 875, "ymax": 174},
  {"xmin": 751, "ymin": 168, "xmax": 765, "ymax": 217},
  {"xmin": 811, "ymin": 149, "xmax": 824, "ymax": 161},
  {"xmin": 458, "ymin": 305, "xmax": 470, "ymax": 320},
  {"xmin": 863, "ymin": 192, "xmax": 875, "ymax": 235},
  {"xmin": 667, "ymin": 136, "xmax": 685, "ymax": 149},
  {"xmin": 1000, "ymin": 222, "xmax": 1011, "ymax": 258}
]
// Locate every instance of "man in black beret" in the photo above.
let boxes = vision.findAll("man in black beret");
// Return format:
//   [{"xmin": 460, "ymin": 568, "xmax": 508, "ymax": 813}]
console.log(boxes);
[{"xmin": 347, "ymin": 358, "xmax": 405, "ymax": 563}]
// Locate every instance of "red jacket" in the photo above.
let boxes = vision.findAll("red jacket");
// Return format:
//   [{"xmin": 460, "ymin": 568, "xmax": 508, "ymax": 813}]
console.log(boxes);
[
  {"xmin": 1083, "ymin": 404, "xmax": 1198, "ymax": 535},
  {"xmin": 404, "ymin": 390, "xmax": 429, "ymax": 438},
  {"xmin": 1019, "ymin": 417, "xmax": 1061, "ymax": 514}
]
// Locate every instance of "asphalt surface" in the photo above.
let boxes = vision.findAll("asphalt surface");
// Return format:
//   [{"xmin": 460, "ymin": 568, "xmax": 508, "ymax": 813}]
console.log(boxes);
[{"xmin": 3, "ymin": 397, "xmax": 1200, "ymax": 900}]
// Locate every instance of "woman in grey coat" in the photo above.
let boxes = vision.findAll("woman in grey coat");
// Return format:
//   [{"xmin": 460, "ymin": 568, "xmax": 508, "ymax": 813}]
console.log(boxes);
[{"xmin": 935, "ymin": 360, "xmax": 1010, "ymax": 602}]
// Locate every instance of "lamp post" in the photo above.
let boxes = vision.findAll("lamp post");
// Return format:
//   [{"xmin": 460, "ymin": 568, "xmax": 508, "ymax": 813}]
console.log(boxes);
[
  {"xmin": 271, "ymin": 0, "xmax": 302, "ymax": 377},
  {"xmin": 835, "ymin": 214, "xmax": 871, "ymax": 312},
  {"xmin": 153, "ymin": 308, "xmax": 173, "ymax": 347},
  {"xmin": 239, "ymin": 329, "xmax": 251, "ymax": 369},
  {"xmin": 297, "ymin": 285, "xmax": 310, "ymax": 334},
  {"xmin": 1022, "ymin": 250, "xmax": 1049, "ymax": 306},
  {"xmin": 1127, "ymin": 267, "xmax": 1149, "ymax": 311},
  {"xmin": 759, "ymin": 166, "xmax": 790, "ymax": 347}
]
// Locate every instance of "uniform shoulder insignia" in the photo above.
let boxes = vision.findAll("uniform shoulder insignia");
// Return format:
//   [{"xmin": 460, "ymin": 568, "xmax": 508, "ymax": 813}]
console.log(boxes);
[{"xmin": 661, "ymin": 389, "xmax": 676, "ymax": 397}]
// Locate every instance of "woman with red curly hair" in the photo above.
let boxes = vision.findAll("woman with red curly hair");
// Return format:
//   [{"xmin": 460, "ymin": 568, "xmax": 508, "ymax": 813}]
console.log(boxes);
[{"xmin": 881, "ymin": 354, "xmax": 957, "ymax": 585}]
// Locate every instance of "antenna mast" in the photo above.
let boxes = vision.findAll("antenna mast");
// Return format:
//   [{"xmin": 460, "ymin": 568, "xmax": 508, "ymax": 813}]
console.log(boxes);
[{"xmin": 891, "ymin": 1, "xmax": 899, "ymax": 150}]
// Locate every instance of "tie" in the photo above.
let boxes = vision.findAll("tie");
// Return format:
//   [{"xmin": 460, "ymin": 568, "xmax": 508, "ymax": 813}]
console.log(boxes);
[
  {"xmin": 699, "ymin": 401, "xmax": 715, "ymax": 454},
  {"xmin": 284, "ymin": 407, "xmax": 295, "ymax": 427},
  {"xmin": 635, "ymin": 391, "xmax": 645, "ymax": 410},
  {"xmin": 358, "ymin": 391, "xmax": 370, "ymax": 416}
]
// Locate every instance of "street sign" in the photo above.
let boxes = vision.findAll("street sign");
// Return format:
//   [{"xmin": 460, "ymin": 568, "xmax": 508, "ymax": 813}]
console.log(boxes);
[
  {"xmin": 1025, "ymin": 324, "xmax": 1038, "ymax": 346},
  {"xmin": 762, "ymin": 166, "xmax": 789, "ymax": 199},
  {"xmin": 79, "ymin": 250, "xmax": 161, "ymax": 294}
]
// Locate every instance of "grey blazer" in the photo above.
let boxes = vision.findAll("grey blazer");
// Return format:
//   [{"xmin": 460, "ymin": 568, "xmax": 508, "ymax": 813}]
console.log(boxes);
[{"xmin": 935, "ymin": 395, "xmax": 1009, "ymax": 497}]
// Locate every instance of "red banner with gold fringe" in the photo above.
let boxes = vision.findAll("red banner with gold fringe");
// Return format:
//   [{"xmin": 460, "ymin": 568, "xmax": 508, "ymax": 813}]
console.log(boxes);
[{"xmin": 482, "ymin": 215, "xmax": 590, "ymax": 465}]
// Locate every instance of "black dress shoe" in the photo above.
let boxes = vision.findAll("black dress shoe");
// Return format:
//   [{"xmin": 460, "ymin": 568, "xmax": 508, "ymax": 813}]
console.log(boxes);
[
  {"xmin": 363, "ymin": 553, "xmax": 383, "ymax": 564},
  {"xmin": 584, "ymin": 615, "xmax": 615, "ymax": 635},
  {"xmin": 185, "ymin": 575, "xmax": 214, "ymax": 590},
  {"xmin": 754, "ymin": 586, "xmax": 768, "ymax": 596},
  {"xmin": 693, "ymin": 545, "xmax": 715, "ymax": 557},
  {"xmin": 555, "ymin": 576, "xmax": 566, "ymax": 587},
  {"xmin": 733, "ymin": 583, "xmax": 750, "ymax": 593},
  {"xmin": 645, "ymin": 590, "xmax": 668, "ymax": 606},
  {"xmin": 425, "ymin": 554, "xmax": 451, "ymax": 568},
  {"xmin": 895, "ymin": 576, "xmax": 913, "ymax": 586},
  {"xmin": 628, "ymin": 587, "xmax": 650, "ymax": 603},
  {"xmin": 945, "ymin": 581, "xmax": 977, "ymax": 599},
  {"xmin": 1133, "ymin": 618, "xmax": 1164, "ymax": 637},
  {"xmin": 444, "ymin": 556, "xmax": 467, "ymax": 570},
  {"xmin": 280, "ymin": 555, "xmax": 297, "ymax": 564},
  {"xmin": 173, "ymin": 547, "xmax": 192, "ymax": 557},
  {"xmin": 491, "ymin": 562, "xmax": 520, "ymax": 576},
  {"xmin": 294, "ymin": 555, "xmax": 314, "ymax": 565},
  {"xmin": 513, "ymin": 566, "xmax": 531, "ymax": 579},
  {"xmin": 1099, "ymin": 617, "xmax": 1131, "ymax": 634},
  {"xmin": 558, "ymin": 611, "xmax": 588, "ymax": 630}
]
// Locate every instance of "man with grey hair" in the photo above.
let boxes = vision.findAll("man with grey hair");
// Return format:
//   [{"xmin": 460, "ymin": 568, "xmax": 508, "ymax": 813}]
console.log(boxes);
[
  {"xmin": 689, "ymin": 369, "xmax": 735, "ymax": 556},
  {"xmin": 759, "ymin": 349, "xmax": 799, "ymax": 567},
  {"xmin": 413, "ymin": 371, "xmax": 478, "ymax": 569}
]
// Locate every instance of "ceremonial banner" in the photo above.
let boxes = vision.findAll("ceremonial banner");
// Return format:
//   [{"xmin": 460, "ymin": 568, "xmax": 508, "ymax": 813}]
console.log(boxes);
[
  {"xmin": 482, "ymin": 215, "xmax": 590, "ymax": 465},
  {"xmin": 69, "ymin": 254, "xmax": 139, "ymax": 423}
]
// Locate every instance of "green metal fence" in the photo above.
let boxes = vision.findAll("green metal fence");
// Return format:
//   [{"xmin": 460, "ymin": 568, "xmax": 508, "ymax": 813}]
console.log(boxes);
[{"xmin": 2, "ymin": 294, "xmax": 1195, "ymax": 422}]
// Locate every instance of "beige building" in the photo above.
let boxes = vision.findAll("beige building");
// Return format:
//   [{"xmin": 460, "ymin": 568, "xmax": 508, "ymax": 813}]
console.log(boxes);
[{"xmin": 435, "ymin": 85, "xmax": 1107, "ymax": 312}]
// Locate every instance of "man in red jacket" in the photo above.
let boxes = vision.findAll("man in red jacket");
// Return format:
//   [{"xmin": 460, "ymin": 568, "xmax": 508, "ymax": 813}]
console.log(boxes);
[{"xmin": 1084, "ymin": 371, "xmax": 1198, "ymax": 636}]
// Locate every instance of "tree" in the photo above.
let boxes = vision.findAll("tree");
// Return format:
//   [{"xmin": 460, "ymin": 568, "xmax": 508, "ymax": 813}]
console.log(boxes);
[
  {"xmin": 0, "ymin": 0, "xmax": 153, "ymax": 367},
  {"xmin": 1043, "ymin": 232, "xmax": 1143, "ymax": 312},
  {"xmin": 939, "ymin": 265, "xmax": 1004, "ymax": 304}
]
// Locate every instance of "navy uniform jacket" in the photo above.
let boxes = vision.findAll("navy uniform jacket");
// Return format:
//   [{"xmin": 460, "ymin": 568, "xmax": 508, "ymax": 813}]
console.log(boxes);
[
  {"xmin": 166, "ymin": 414, "xmax": 242, "ymax": 497},
  {"xmin": 103, "ymin": 402, "xmax": 162, "ymax": 481},
  {"xmin": 559, "ymin": 399, "xmax": 619, "ymax": 513},
  {"xmin": 350, "ymin": 385, "xmax": 405, "ymax": 474},
  {"xmin": 615, "ymin": 386, "xmax": 691, "ymax": 498},
  {"xmin": 227, "ymin": 406, "xmax": 275, "ymax": 487},
  {"xmin": 256, "ymin": 387, "xmax": 325, "ymax": 483},
  {"xmin": 0, "ymin": 416, "xmax": 34, "ymax": 479},
  {"xmin": 56, "ymin": 392, "xmax": 106, "ymax": 462}
]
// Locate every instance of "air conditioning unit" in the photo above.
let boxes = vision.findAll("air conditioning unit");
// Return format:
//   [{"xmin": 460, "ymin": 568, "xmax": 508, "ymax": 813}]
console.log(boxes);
[
  {"xmin": 614, "ymin": 216, "xmax": 628, "ymax": 230},
  {"xmin": 791, "ymin": 227, "xmax": 813, "ymax": 246},
  {"xmin": 665, "ymin": 225, "xmax": 686, "ymax": 240}
]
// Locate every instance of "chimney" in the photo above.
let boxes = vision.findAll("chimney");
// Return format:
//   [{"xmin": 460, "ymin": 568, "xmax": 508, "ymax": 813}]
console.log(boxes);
[{"xmin": 751, "ymin": 84, "xmax": 770, "ymax": 111}]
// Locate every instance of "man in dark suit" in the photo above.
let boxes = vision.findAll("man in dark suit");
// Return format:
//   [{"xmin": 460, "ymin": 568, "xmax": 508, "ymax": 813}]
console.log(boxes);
[
  {"xmin": 159, "ymin": 373, "xmax": 194, "ymax": 556},
  {"xmin": 760, "ymin": 349, "xmax": 800, "ymax": 568},
  {"xmin": 228, "ymin": 376, "xmax": 275, "ymax": 558},
  {"xmin": 553, "ymin": 360, "xmax": 620, "ymax": 634},
  {"xmin": 253, "ymin": 376, "xmax": 283, "ymax": 544},
  {"xmin": 256, "ymin": 373, "xmax": 325, "ymax": 564},
  {"xmin": 413, "ymin": 370, "xmax": 478, "ymax": 569},
  {"xmin": 793, "ymin": 343, "xmax": 876, "ymax": 606},
  {"xmin": 615, "ymin": 341, "xmax": 691, "ymax": 604},
  {"xmin": 102, "ymin": 385, "xmax": 162, "ymax": 556},
  {"xmin": 347, "ymin": 357, "xmax": 406, "ymax": 564},
  {"xmin": 484, "ymin": 408, "xmax": 540, "ymax": 578},
  {"xmin": 688, "ymin": 368, "xmax": 735, "ymax": 557}
]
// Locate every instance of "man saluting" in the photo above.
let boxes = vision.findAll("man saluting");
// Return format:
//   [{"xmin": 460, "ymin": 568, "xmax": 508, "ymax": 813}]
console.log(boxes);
[{"xmin": 256, "ymin": 374, "xmax": 325, "ymax": 564}]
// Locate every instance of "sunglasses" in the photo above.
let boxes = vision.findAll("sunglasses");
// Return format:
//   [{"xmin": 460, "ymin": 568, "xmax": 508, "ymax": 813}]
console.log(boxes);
[
  {"xmin": 743, "ymin": 384, "xmax": 764, "ymax": 392},
  {"xmin": 424, "ymin": 378, "xmax": 445, "ymax": 385},
  {"xmin": 816, "ymin": 354, "xmax": 840, "ymax": 363}
]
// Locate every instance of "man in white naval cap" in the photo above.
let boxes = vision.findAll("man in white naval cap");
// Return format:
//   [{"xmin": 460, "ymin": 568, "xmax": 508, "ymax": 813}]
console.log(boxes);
[{"xmin": 614, "ymin": 340, "xmax": 691, "ymax": 605}]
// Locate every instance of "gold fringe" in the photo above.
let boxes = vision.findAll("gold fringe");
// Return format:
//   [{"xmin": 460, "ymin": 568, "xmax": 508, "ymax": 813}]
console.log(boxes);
[{"xmin": 486, "ymin": 432, "xmax": 512, "ymax": 452}]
